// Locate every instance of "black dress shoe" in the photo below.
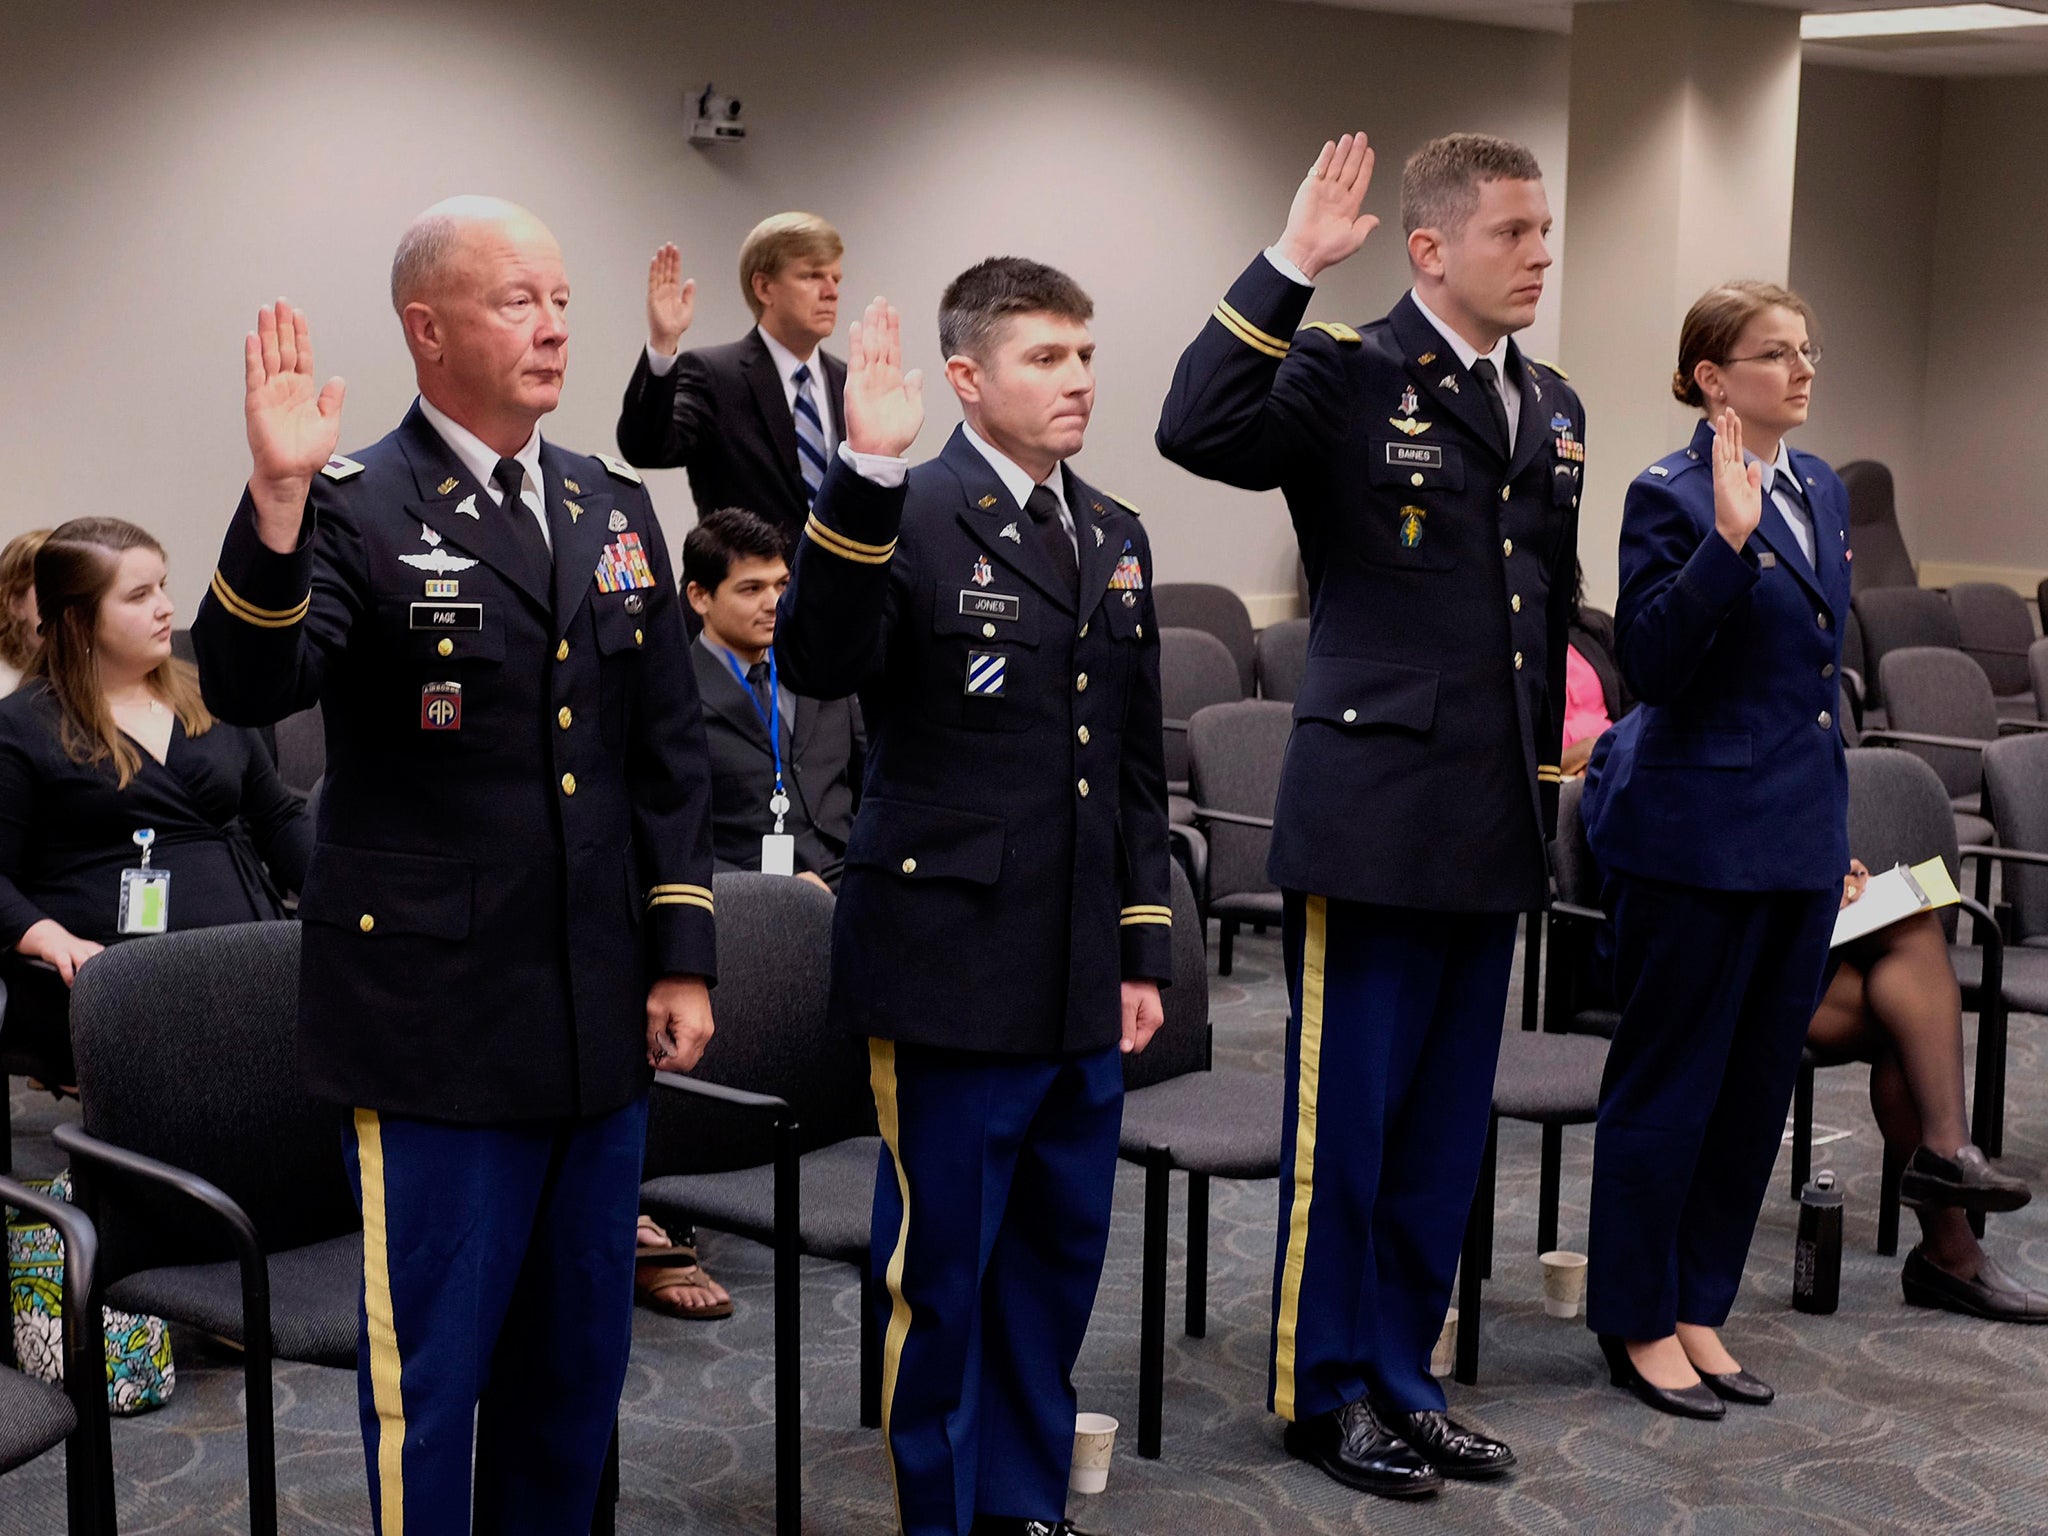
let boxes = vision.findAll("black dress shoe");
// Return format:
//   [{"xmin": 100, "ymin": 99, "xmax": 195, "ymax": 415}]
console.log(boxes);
[
  {"xmin": 1900, "ymin": 1145, "xmax": 2032, "ymax": 1214},
  {"xmin": 1282, "ymin": 1399, "xmax": 1443, "ymax": 1499},
  {"xmin": 1902, "ymin": 1246, "xmax": 2048, "ymax": 1322},
  {"xmin": 1378, "ymin": 1407, "xmax": 1517, "ymax": 1479},
  {"xmin": 1596, "ymin": 1335, "xmax": 1724, "ymax": 1420},
  {"xmin": 1696, "ymin": 1368, "xmax": 1774, "ymax": 1406}
]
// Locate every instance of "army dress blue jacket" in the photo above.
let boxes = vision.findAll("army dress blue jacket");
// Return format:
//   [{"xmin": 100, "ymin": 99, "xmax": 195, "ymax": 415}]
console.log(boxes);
[
  {"xmin": 1157, "ymin": 255, "xmax": 1583, "ymax": 912},
  {"xmin": 776, "ymin": 427, "xmax": 1173, "ymax": 1056},
  {"xmin": 193, "ymin": 403, "xmax": 717, "ymax": 1124}
]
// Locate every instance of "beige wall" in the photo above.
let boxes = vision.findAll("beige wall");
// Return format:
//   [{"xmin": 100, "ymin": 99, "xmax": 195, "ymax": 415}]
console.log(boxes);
[
  {"xmin": 1788, "ymin": 64, "xmax": 1943, "ymax": 562},
  {"xmin": 0, "ymin": 0, "xmax": 1570, "ymax": 625}
]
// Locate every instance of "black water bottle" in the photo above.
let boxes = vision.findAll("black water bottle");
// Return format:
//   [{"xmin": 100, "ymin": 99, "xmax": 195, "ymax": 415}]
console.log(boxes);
[{"xmin": 1793, "ymin": 1170, "xmax": 1844, "ymax": 1315}]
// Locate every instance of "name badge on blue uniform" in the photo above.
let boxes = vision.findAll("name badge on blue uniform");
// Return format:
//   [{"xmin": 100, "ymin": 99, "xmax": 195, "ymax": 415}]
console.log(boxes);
[
  {"xmin": 1385, "ymin": 442, "xmax": 1444, "ymax": 469},
  {"xmin": 959, "ymin": 591, "xmax": 1021, "ymax": 622},
  {"xmin": 966, "ymin": 651, "xmax": 1007, "ymax": 696},
  {"xmin": 409, "ymin": 602, "xmax": 483, "ymax": 630}
]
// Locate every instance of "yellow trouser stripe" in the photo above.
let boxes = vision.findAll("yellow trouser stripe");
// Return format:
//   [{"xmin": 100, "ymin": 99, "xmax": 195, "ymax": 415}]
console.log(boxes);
[
  {"xmin": 209, "ymin": 571, "xmax": 309, "ymax": 629},
  {"xmin": 355, "ymin": 1109, "xmax": 406, "ymax": 1536},
  {"xmin": 869, "ymin": 1040, "xmax": 915, "ymax": 1523},
  {"xmin": 1272, "ymin": 895, "xmax": 1327, "ymax": 1421},
  {"xmin": 804, "ymin": 515, "xmax": 897, "ymax": 565},
  {"xmin": 1213, "ymin": 300, "xmax": 1290, "ymax": 359}
]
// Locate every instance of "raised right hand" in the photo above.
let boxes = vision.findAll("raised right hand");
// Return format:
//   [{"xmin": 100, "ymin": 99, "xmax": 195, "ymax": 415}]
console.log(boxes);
[
  {"xmin": 1710, "ymin": 407, "xmax": 1764, "ymax": 551},
  {"xmin": 17, "ymin": 918, "xmax": 103, "ymax": 986},
  {"xmin": 647, "ymin": 244, "xmax": 697, "ymax": 355},
  {"xmin": 244, "ymin": 300, "xmax": 345, "ymax": 549},
  {"xmin": 843, "ymin": 297, "xmax": 924, "ymax": 460},
  {"xmin": 1276, "ymin": 132, "xmax": 1380, "ymax": 280}
]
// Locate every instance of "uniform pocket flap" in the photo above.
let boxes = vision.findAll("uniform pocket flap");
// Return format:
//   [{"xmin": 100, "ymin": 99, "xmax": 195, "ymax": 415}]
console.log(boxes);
[
  {"xmin": 299, "ymin": 845, "xmax": 475, "ymax": 940},
  {"xmin": 1294, "ymin": 656, "xmax": 1440, "ymax": 733},
  {"xmin": 593, "ymin": 596, "xmax": 651, "ymax": 655},
  {"xmin": 846, "ymin": 798, "xmax": 1007, "ymax": 886},
  {"xmin": 933, "ymin": 584, "xmax": 1042, "ymax": 648},
  {"xmin": 1638, "ymin": 727, "xmax": 1753, "ymax": 769}
]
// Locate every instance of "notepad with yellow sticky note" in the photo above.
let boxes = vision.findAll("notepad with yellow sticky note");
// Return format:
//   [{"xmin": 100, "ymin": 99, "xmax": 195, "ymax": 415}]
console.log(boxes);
[{"xmin": 1831, "ymin": 857, "xmax": 1960, "ymax": 948}]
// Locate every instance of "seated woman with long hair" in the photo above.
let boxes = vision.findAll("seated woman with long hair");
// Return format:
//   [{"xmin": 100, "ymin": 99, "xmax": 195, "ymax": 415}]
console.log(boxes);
[{"xmin": 0, "ymin": 517, "xmax": 310, "ymax": 1083}]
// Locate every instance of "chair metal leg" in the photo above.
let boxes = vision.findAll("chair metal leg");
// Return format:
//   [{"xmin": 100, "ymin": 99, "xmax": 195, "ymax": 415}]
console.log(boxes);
[
  {"xmin": 859, "ymin": 1264, "xmax": 882, "ymax": 1430},
  {"xmin": 243, "ymin": 1297, "xmax": 278, "ymax": 1536},
  {"xmin": 1971, "ymin": 977, "xmax": 2006, "ymax": 1160},
  {"xmin": 1537, "ymin": 1123, "xmax": 1563, "ymax": 1256},
  {"xmin": 1185, "ymin": 1172, "xmax": 1209, "ymax": 1340},
  {"xmin": 773, "ymin": 1118, "xmax": 803, "ymax": 1536},
  {"xmin": 590, "ymin": 1421, "xmax": 620, "ymax": 1536},
  {"xmin": 1138, "ymin": 1151, "xmax": 1170, "ymax": 1460},
  {"xmin": 1454, "ymin": 1118, "xmax": 1496, "ymax": 1386},
  {"xmin": 1791, "ymin": 1060, "xmax": 1815, "ymax": 1199},
  {"xmin": 1877, "ymin": 1143, "xmax": 1901, "ymax": 1258},
  {"xmin": 1218, "ymin": 919, "xmax": 1237, "ymax": 977},
  {"xmin": 1521, "ymin": 913, "xmax": 1543, "ymax": 1032}
]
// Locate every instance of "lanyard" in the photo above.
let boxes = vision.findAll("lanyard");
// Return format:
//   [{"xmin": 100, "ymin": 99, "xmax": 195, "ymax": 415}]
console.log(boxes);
[{"xmin": 721, "ymin": 647, "xmax": 790, "ymax": 831}]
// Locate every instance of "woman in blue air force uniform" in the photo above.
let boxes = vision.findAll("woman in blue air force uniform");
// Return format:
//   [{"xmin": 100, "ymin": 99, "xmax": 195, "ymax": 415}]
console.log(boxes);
[{"xmin": 1581, "ymin": 281, "xmax": 1849, "ymax": 1419}]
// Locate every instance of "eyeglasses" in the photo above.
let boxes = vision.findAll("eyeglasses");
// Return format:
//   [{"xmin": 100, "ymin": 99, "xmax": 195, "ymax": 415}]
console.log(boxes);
[{"xmin": 1722, "ymin": 343, "xmax": 1822, "ymax": 369}]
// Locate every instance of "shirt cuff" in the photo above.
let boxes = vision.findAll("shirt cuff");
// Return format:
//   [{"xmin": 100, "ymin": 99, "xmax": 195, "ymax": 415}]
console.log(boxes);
[
  {"xmin": 645, "ymin": 344, "xmax": 680, "ymax": 377},
  {"xmin": 1262, "ymin": 246, "xmax": 1314, "ymax": 288},
  {"xmin": 836, "ymin": 442, "xmax": 910, "ymax": 488}
]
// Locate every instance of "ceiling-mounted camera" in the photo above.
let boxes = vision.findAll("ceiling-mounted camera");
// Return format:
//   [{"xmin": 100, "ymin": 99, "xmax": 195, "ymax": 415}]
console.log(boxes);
[{"xmin": 690, "ymin": 83, "xmax": 746, "ymax": 145}]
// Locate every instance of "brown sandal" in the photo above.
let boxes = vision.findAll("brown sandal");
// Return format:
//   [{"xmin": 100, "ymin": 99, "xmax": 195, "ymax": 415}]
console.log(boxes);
[{"xmin": 634, "ymin": 1216, "xmax": 733, "ymax": 1320}]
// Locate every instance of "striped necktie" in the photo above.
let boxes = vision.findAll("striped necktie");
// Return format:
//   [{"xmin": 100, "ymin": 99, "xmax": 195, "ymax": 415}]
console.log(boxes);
[{"xmin": 791, "ymin": 364, "xmax": 827, "ymax": 507}]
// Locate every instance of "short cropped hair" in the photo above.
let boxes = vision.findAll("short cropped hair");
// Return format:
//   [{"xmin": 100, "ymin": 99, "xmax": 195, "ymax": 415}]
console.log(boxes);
[
  {"xmin": 683, "ymin": 508, "xmax": 790, "ymax": 595},
  {"xmin": 1400, "ymin": 134, "xmax": 1544, "ymax": 238},
  {"xmin": 938, "ymin": 257, "xmax": 1094, "ymax": 363},
  {"xmin": 739, "ymin": 213, "xmax": 843, "ymax": 318},
  {"xmin": 1671, "ymin": 281, "xmax": 1817, "ymax": 408}
]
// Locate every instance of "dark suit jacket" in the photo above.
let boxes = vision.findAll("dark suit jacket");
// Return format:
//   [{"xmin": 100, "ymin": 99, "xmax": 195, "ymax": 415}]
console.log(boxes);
[
  {"xmin": 692, "ymin": 640, "xmax": 861, "ymax": 885},
  {"xmin": 1584, "ymin": 418, "xmax": 1850, "ymax": 893},
  {"xmin": 193, "ymin": 403, "xmax": 717, "ymax": 1123},
  {"xmin": 1157, "ymin": 256, "xmax": 1584, "ymax": 913},
  {"xmin": 778, "ymin": 428, "xmax": 1174, "ymax": 1056},
  {"xmin": 616, "ymin": 330, "xmax": 848, "ymax": 541}
]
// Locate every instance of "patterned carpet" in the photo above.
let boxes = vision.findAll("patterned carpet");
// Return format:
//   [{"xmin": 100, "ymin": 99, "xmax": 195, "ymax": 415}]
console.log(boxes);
[{"xmin": 7, "ymin": 923, "xmax": 2048, "ymax": 1534}]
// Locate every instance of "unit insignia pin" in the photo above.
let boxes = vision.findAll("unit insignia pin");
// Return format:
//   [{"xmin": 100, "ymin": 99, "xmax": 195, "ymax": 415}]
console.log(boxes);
[
  {"xmin": 1000, "ymin": 522, "xmax": 1021, "ymax": 543},
  {"xmin": 971, "ymin": 554, "xmax": 994, "ymax": 588},
  {"xmin": 436, "ymin": 476, "xmax": 459, "ymax": 496},
  {"xmin": 455, "ymin": 494, "xmax": 480, "ymax": 520},
  {"xmin": 609, "ymin": 509, "xmax": 629, "ymax": 532}
]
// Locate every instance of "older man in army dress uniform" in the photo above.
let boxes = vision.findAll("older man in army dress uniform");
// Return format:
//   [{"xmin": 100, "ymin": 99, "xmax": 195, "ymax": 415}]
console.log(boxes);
[
  {"xmin": 194, "ymin": 197, "xmax": 716, "ymax": 1535},
  {"xmin": 1158, "ymin": 133, "xmax": 1584, "ymax": 1500},
  {"xmin": 778, "ymin": 269, "xmax": 1172, "ymax": 1536}
]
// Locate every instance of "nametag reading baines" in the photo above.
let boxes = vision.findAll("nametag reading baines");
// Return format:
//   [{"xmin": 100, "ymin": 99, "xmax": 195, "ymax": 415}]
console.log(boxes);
[
  {"xmin": 958, "ymin": 591, "xmax": 1022, "ymax": 622},
  {"xmin": 409, "ymin": 603, "xmax": 484, "ymax": 631},
  {"xmin": 1383, "ymin": 443, "xmax": 1445, "ymax": 470}
]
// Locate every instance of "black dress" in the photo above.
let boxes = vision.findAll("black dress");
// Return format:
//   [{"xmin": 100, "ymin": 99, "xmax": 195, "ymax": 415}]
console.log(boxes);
[{"xmin": 0, "ymin": 679, "xmax": 311, "ymax": 1075}]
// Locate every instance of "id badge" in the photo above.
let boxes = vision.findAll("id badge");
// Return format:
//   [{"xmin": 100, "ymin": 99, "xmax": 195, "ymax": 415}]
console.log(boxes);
[
  {"xmin": 118, "ymin": 868, "xmax": 171, "ymax": 934},
  {"xmin": 760, "ymin": 834, "xmax": 796, "ymax": 877}
]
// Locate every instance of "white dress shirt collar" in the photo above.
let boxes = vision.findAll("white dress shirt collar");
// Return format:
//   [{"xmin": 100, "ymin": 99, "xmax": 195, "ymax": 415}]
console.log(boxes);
[
  {"xmin": 1408, "ymin": 288, "xmax": 1511, "ymax": 380},
  {"xmin": 758, "ymin": 325, "xmax": 836, "ymax": 450},
  {"xmin": 416, "ymin": 395, "xmax": 547, "ymax": 538},
  {"xmin": 961, "ymin": 421, "xmax": 1072, "ymax": 535}
]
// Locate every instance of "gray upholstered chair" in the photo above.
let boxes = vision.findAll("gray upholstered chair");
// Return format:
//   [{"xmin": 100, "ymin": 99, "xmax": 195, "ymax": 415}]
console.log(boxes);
[
  {"xmin": 1838, "ymin": 459, "xmax": 1917, "ymax": 594},
  {"xmin": 271, "ymin": 703, "xmax": 326, "ymax": 795},
  {"xmin": 1866, "ymin": 646, "xmax": 2048, "ymax": 845},
  {"xmin": 1119, "ymin": 860, "xmax": 1281, "ymax": 1459},
  {"xmin": 53, "ymin": 922, "xmax": 360, "ymax": 1536},
  {"xmin": 0, "ymin": 1177, "xmax": 110, "ymax": 1535},
  {"xmin": 1159, "ymin": 625, "xmax": 1242, "ymax": 805},
  {"xmin": 638, "ymin": 872, "xmax": 869, "ymax": 1536},
  {"xmin": 1853, "ymin": 587, "xmax": 1960, "ymax": 712},
  {"xmin": 1186, "ymin": 700, "xmax": 1291, "ymax": 975},
  {"xmin": 2030, "ymin": 635, "xmax": 2048, "ymax": 723},
  {"xmin": 1962, "ymin": 737, "xmax": 2048, "ymax": 1115},
  {"xmin": 1254, "ymin": 617, "xmax": 1310, "ymax": 702},
  {"xmin": 1841, "ymin": 605, "xmax": 1868, "ymax": 725},
  {"xmin": 1153, "ymin": 583, "xmax": 1257, "ymax": 697},
  {"xmin": 1948, "ymin": 582, "xmax": 2038, "ymax": 712}
]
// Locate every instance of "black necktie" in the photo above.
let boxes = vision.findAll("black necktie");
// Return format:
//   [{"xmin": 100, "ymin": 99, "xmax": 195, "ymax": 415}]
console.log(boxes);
[
  {"xmin": 1025, "ymin": 484, "xmax": 1076, "ymax": 595},
  {"xmin": 1471, "ymin": 358, "xmax": 1511, "ymax": 455},
  {"xmin": 493, "ymin": 457, "xmax": 552, "ymax": 593},
  {"xmin": 746, "ymin": 659, "xmax": 774, "ymax": 720}
]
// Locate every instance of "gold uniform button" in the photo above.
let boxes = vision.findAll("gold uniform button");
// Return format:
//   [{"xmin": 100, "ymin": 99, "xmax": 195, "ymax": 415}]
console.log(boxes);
[
  {"xmin": 1076, "ymin": 673, "xmax": 1089, "ymax": 693},
  {"xmin": 1410, "ymin": 472, "xmax": 1425, "ymax": 487},
  {"xmin": 556, "ymin": 639, "xmax": 570, "ymax": 661},
  {"xmin": 983, "ymin": 622, "xmax": 997, "ymax": 639},
  {"xmin": 1135, "ymin": 623, "xmax": 1144, "ymax": 639},
  {"xmin": 901, "ymin": 858, "xmax": 917, "ymax": 875},
  {"xmin": 1078, "ymin": 725, "xmax": 1091, "ymax": 745},
  {"xmin": 1079, "ymin": 622, "xmax": 1089, "ymax": 638},
  {"xmin": 1343, "ymin": 708, "xmax": 1358, "ymax": 723},
  {"xmin": 558, "ymin": 707, "xmax": 573, "ymax": 729},
  {"xmin": 358, "ymin": 914, "xmax": 375, "ymax": 933},
  {"xmin": 1078, "ymin": 778, "xmax": 1090, "ymax": 797},
  {"xmin": 634, "ymin": 628, "xmax": 644, "ymax": 645},
  {"xmin": 1511, "ymin": 594, "xmax": 1522, "ymax": 613},
  {"xmin": 560, "ymin": 773, "xmax": 577, "ymax": 796},
  {"xmin": 1514, "ymin": 651, "xmax": 1525, "ymax": 670},
  {"xmin": 1502, "ymin": 538, "xmax": 1514, "ymax": 558},
  {"xmin": 1500, "ymin": 486, "xmax": 1511, "ymax": 502},
  {"xmin": 437, "ymin": 637, "xmax": 454, "ymax": 657}
]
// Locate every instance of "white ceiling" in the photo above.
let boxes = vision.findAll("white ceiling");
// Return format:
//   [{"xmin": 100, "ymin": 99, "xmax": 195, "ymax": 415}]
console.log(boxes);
[{"xmin": 1287, "ymin": 0, "xmax": 2048, "ymax": 73}]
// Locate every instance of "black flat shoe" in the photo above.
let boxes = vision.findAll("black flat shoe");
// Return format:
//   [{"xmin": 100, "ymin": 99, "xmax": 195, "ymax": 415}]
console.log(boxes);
[
  {"xmin": 1697, "ymin": 1368, "xmax": 1774, "ymax": 1405},
  {"xmin": 1900, "ymin": 1145, "xmax": 2032, "ymax": 1214},
  {"xmin": 1902, "ymin": 1246, "xmax": 2048, "ymax": 1323},
  {"xmin": 1378, "ymin": 1406, "xmax": 1516, "ymax": 1479},
  {"xmin": 1282, "ymin": 1399, "xmax": 1443, "ymax": 1499},
  {"xmin": 1596, "ymin": 1334, "xmax": 1725, "ymax": 1420}
]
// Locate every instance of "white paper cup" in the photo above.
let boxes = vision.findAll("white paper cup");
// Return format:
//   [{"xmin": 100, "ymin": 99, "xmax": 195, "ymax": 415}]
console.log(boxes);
[
  {"xmin": 1540, "ymin": 1249, "xmax": 1589, "ymax": 1319},
  {"xmin": 1070, "ymin": 1411, "xmax": 1118, "ymax": 1494},
  {"xmin": 1429, "ymin": 1306, "xmax": 1459, "ymax": 1378}
]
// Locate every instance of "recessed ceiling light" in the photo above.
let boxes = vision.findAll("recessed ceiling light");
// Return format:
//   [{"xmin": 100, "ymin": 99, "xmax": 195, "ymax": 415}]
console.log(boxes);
[{"xmin": 1803, "ymin": 3, "xmax": 2048, "ymax": 39}]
